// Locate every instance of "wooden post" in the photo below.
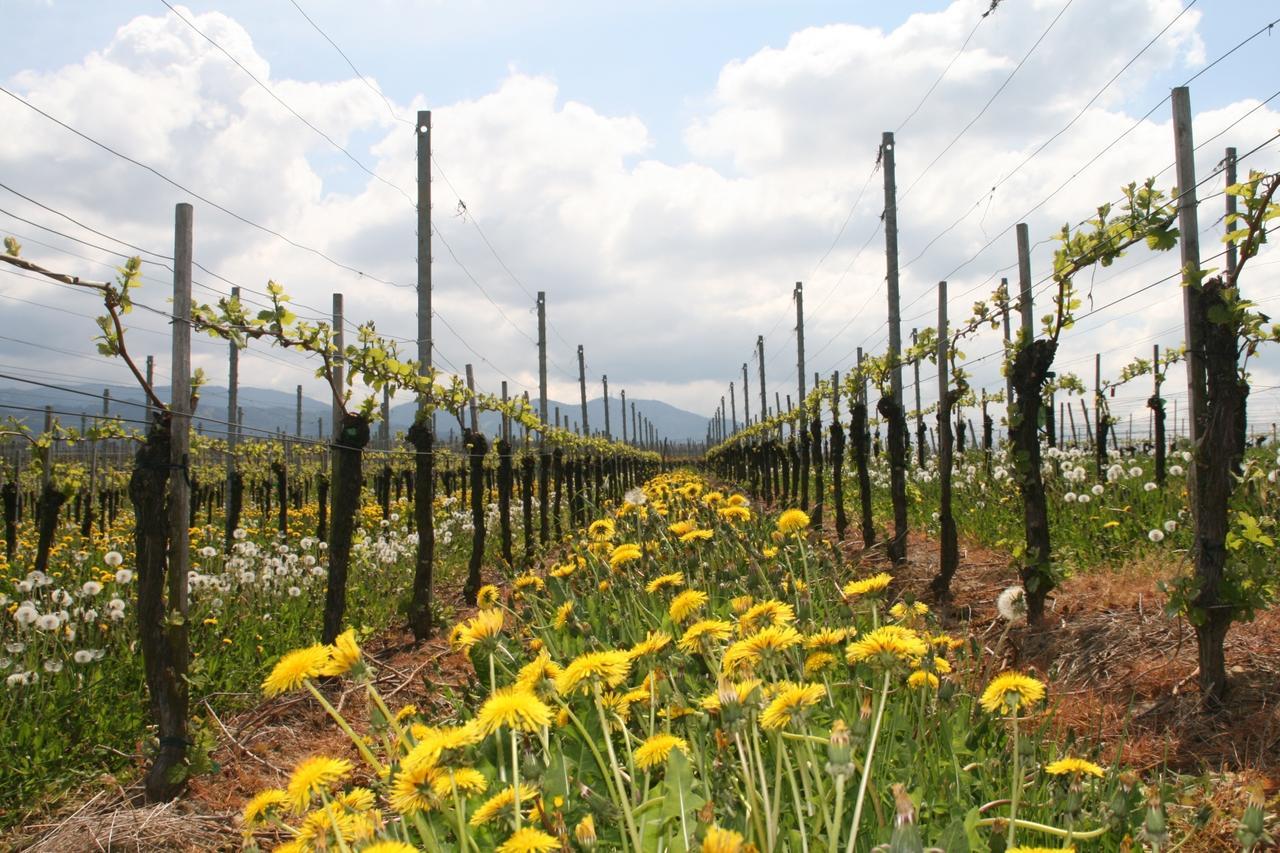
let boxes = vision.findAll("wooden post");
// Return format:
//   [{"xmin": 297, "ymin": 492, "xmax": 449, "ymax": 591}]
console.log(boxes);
[
  {"xmin": 757, "ymin": 335, "xmax": 767, "ymax": 423},
  {"xmin": 882, "ymin": 132, "xmax": 903, "ymax": 409},
  {"xmin": 501, "ymin": 381, "xmax": 510, "ymax": 443},
  {"xmin": 742, "ymin": 363, "xmax": 750, "ymax": 430},
  {"xmin": 1172, "ymin": 87, "xmax": 1207, "ymax": 445},
  {"xmin": 1016, "ymin": 226, "xmax": 1034, "ymax": 339},
  {"xmin": 729, "ymin": 381, "xmax": 737, "ymax": 434},
  {"xmin": 1001, "ymin": 279, "xmax": 1014, "ymax": 433},
  {"xmin": 295, "ymin": 385, "xmax": 303, "ymax": 438},
  {"xmin": 145, "ymin": 355, "xmax": 155, "ymax": 422},
  {"xmin": 381, "ymin": 386, "xmax": 390, "ymax": 448},
  {"xmin": 332, "ymin": 294, "xmax": 344, "ymax": 436},
  {"xmin": 602, "ymin": 374, "xmax": 611, "ymax": 439},
  {"xmin": 577, "ymin": 345, "xmax": 589, "ymax": 435},
  {"xmin": 620, "ymin": 388, "xmax": 628, "ymax": 443},
  {"xmin": 795, "ymin": 281, "xmax": 806, "ymax": 417},
  {"xmin": 167, "ymin": 200, "xmax": 194, "ymax": 775},
  {"xmin": 537, "ymin": 293, "xmax": 548, "ymax": 426},
  {"xmin": 226, "ymin": 286, "xmax": 239, "ymax": 517},
  {"xmin": 417, "ymin": 109, "xmax": 434, "ymax": 431},
  {"xmin": 631, "ymin": 401, "xmax": 637, "ymax": 447},
  {"xmin": 912, "ymin": 327, "xmax": 924, "ymax": 466},
  {"xmin": 465, "ymin": 364, "xmax": 478, "ymax": 432}
]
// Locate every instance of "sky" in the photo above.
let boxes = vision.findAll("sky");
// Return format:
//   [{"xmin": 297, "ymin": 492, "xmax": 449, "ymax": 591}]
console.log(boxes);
[{"xmin": 2, "ymin": 0, "xmax": 1279, "ymax": 439}]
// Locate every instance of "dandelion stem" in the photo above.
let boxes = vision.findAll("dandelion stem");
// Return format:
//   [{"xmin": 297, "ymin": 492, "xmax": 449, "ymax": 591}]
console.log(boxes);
[
  {"xmin": 830, "ymin": 774, "xmax": 846, "ymax": 853},
  {"xmin": 846, "ymin": 669, "xmax": 890, "ymax": 853},
  {"xmin": 302, "ymin": 679, "xmax": 382, "ymax": 773},
  {"xmin": 1008, "ymin": 713, "xmax": 1021, "ymax": 848},
  {"xmin": 973, "ymin": 816, "xmax": 1109, "ymax": 839},
  {"xmin": 593, "ymin": 689, "xmax": 643, "ymax": 850},
  {"xmin": 511, "ymin": 728, "xmax": 522, "ymax": 831}
]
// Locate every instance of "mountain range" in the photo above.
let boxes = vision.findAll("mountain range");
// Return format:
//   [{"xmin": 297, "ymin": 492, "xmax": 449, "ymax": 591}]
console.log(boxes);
[{"xmin": 0, "ymin": 382, "xmax": 711, "ymax": 445}]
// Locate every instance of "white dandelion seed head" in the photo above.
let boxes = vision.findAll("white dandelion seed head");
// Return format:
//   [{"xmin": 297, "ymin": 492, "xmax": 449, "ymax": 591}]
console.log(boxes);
[
  {"xmin": 103, "ymin": 551, "xmax": 124, "ymax": 567},
  {"xmin": 1164, "ymin": 520, "xmax": 1177, "ymax": 532},
  {"xmin": 114, "ymin": 569, "xmax": 134, "ymax": 584},
  {"xmin": 81, "ymin": 581, "xmax": 103, "ymax": 597},
  {"xmin": 1169, "ymin": 464, "xmax": 1184, "ymax": 477},
  {"xmin": 1091, "ymin": 484, "xmax": 1105, "ymax": 496},
  {"xmin": 997, "ymin": 586, "xmax": 1027, "ymax": 622},
  {"xmin": 624, "ymin": 488, "xmax": 647, "ymax": 506},
  {"xmin": 1064, "ymin": 492, "xmax": 1078, "ymax": 503},
  {"xmin": 1148, "ymin": 529, "xmax": 1165, "ymax": 543},
  {"xmin": 1143, "ymin": 482, "xmax": 1157, "ymax": 492},
  {"xmin": 1078, "ymin": 494, "xmax": 1092, "ymax": 504}
]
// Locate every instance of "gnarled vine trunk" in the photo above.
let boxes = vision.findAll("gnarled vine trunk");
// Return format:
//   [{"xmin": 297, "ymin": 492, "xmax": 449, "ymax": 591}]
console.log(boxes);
[
  {"xmin": 323, "ymin": 414, "xmax": 370, "ymax": 645},
  {"xmin": 463, "ymin": 429, "xmax": 489, "ymax": 605},
  {"xmin": 1010, "ymin": 339, "xmax": 1057, "ymax": 622},
  {"xmin": 878, "ymin": 395, "xmax": 909, "ymax": 564},
  {"xmin": 407, "ymin": 418, "xmax": 435, "ymax": 642}
]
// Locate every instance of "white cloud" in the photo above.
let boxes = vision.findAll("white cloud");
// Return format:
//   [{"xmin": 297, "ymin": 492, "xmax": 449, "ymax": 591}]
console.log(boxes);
[{"xmin": 1, "ymin": 0, "xmax": 1276, "ymax": 436}]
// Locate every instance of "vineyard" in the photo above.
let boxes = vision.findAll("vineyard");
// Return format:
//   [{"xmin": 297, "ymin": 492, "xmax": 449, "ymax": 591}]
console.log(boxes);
[{"xmin": 3, "ymin": 2, "xmax": 1280, "ymax": 852}]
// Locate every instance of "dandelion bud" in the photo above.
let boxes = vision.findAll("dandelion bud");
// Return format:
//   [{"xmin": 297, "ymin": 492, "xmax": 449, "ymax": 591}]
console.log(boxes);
[
  {"xmin": 888, "ymin": 783, "xmax": 924, "ymax": 853},
  {"xmin": 717, "ymin": 681, "xmax": 744, "ymax": 726},
  {"xmin": 1236, "ymin": 784, "xmax": 1272, "ymax": 851},
  {"xmin": 1140, "ymin": 787, "xmax": 1168, "ymax": 848},
  {"xmin": 825, "ymin": 720, "xmax": 854, "ymax": 778},
  {"xmin": 575, "ymin": 814, "xmax": 597, "ymax": 850}
]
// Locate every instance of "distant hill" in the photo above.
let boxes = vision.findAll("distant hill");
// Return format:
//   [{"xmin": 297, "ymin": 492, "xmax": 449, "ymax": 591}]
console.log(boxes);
[{"xmin": 0, "ymin": 383, "xmax": 710, "ymax": 445}]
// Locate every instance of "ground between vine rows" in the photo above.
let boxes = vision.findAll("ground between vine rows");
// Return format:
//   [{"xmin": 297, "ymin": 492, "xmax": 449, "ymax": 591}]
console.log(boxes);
[{"xmin": 13, "ymin": 503, "xmax": 1278, "ymax": 852}]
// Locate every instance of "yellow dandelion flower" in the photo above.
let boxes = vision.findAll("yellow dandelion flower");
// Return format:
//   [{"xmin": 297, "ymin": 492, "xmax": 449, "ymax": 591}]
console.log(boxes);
[
  {"xmin": 804, "ymin": 651, "xmax": 839, "ymax": 677},
  {"xmin": 514, "ymin": 574, "xmax": 545, "ymax": 593},
  {"xmin": 680, "ymin": 528, "xmax": 714, "ymax": 543},
  {"xmin": 334, "ymin": 786, "xmax": 376, "ymax": 812},
  {"xmin": 497, "ymin": 826, "xmax": 559, "ymax": 853},
  {"xmin": 476, "ymin": 687, "xmax": 553, "ymax": 734},
  {"xmin": 727, "ymin": 494, "xmax": 749, "ymax": 507},
  {"xmin": 702, "ymin": 824, "xmax": 745, "ymax": 852},
  {"xmin": 395, "ymin": 704, "xmax": 418, "ymax": 723},
  {"xmin": 805, "ymin": 628, "xmax": 851, "ymax": 649},
  {"xmin": 390, "ymin": 760, "xmax": 442, "ymax": 815},
  {"xmin": 722, "ymin": 625, "xmax": 803, "ymax": 675},
  {"xmin": 889, "ymin": 601, "xmax": 929, "ymax": 620},
  {"xmin": 609, "ymin": 543, "xmax": 643, "ymax": 569},
  {"xmin": 908, "ymin": 670, "xmax": 939, "ymax": 689},
  {"xmin": 844, "ymin": 625, "xmax": 928, "ymax": 667},
  {"xmin": 430, "ymin": 767, "xmax": 489, "ymax": 798},
  {"xmin": 588, "ymin": 518, "xmax": 616, "ymax": 540},
  {"xmin": 320, "ymin": 628, "xmax": 361, "ymax": 677},
  {"xmin": 842, "ymin": 572, "xmax": 894, "ymax": 599},
  {"xmin": 575, "ymin": 814, "xmax": 597, "ymax": 848},
  {"xmin": 669, "ymin": 589, "xmax": 709, "ymax": 623},
  {"xmin": 361, "ymin": 843, "xmax": 418, "ymax": 853},
  {"xmin": 1045, "ymin": 757, "xmax": 1105, "ymax": 778},
  {"xmin": 262, "ymin": 644, "xmax": 331, "ymax": 696},
  {"xmin": 668, "ymin": 520, "xmax": 696, "ymax": 537},
  {"xmin": 762, "ymin": 545, "xmax": 779, "ymax": 559},
  {"xmin": 477, "ymin": 584, "xmax": 501, "ymax": 609},
  {"xmin": 628, "ymin": 630, "xmax": 671, "ymax": 659},
  {"xmin": 646, "ymin": 572, "xmax": 686, "ymax": 594},
  {"xmin": 678, "ymin": 618, "xmax": 735, "ymax": 653},
  {"xmin": 286, "ymin": 756, "xmax": 353, "ymax": 812},
  {"xmin": 242, "ymin": 788, "xmax": 290, "ymax": 826},
  {"xmin": 516, "ymin": 651, "xmax": 562, "ymax": 692},
  {"xmin": 776, "ymin": 508, "xmax": 810, "ymax": 534},
  {"xmin": 554, "ymin": 601, "xmax": 574, "ymax": 630},
  {"xmin": 470, "ymin": 783, "xmax": 539, "ymax": 827},
  {"xmin": 760, "ymin": 682, "xmax": 827, "ymax": 730},
  {"xmin": 738, "ymin": 599, "xmax": 795, "ymax": 635},
  {"xmin": 718, "ymin": 505, "xmax": 751, "ymax": 523},
  {"xmin": 404, "ymin": 722, "xmax": 484, "ymax": 771},
  {"xmin": 549, "ymin": 562, "xmax": 575, "ymax": 579},
  {"xmin": 979, "ymin": 671, "xmax": 1047, "ymax": 714},
  {"xmin": 457, "ymin": 608, "xmax": 504, "ymax": 651},
  {"xmin": 555, "ymin": 649, "xmax": 633, "ymax": 695},
  {"xmin": 730, "ymin": 595, "xmax": 754, "ymax": 615},
  {"xmin": 634, "ymin": 733, "xmax": 689, "ymax": 769}
]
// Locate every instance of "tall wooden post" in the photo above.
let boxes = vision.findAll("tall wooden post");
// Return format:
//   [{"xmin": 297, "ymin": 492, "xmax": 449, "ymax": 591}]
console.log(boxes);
[
  {"xmin": 295, "ymin": 385, "xmax": 303, "ymax": 438},
  {"xmin": 882, "ymin": 132, "xmax": 903, "ymax": 411},
  {"xmin": 417, "ymin": 109, "xmax": 434, "ymax": 432},
  {"xmin": 1172, "ymin": 87, "xmax": 1206, "ymax": 446},
  {"xmin": 163, "ymin": 201, "xmax": 193, "ymax": 792},
  {"xmin": 912, "ymin": 327, "xmax": 924, "ymax": 466},
  {"xmin": 537, "ymin": 293, "xmax": 548, "ymax": 427},
  {"xmin": 226, "ymin": 286, "xmax": 239, "ymax": 517},
  {"xmin": 795, "ymin": 281, "xmax": 806, "ymax": 413},
  {"xmin": 1016, "ymin": 225, "xmax": 1034, "ymax": 339},
  {"xmin": 602, "ymin": 375, "xmax": 611, "ymax": 439},
  {"xmin": 577, "ymin": 345, "xmax": 589, "ymax": 435},
  {"xmin": 757, "ymin": 336, "xmax": 767, "ymax": 423},
  {"xmin": 620, "ymin": 389, "xmax": 627, "ymax": 443},
  {"xmin": 729, "ymin": 381, "xmax": 737, "ymax": 434},
  {"xmin": 465, "ymin": 364, "xmax": 479, "ymax": 433},
  {"xmin": 742, "ymin": 363, "xmax": 750, "ymax": 429},
  {"xmin": 332, "ymin": 294, "xmax": 344, "ymax": 436}
]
